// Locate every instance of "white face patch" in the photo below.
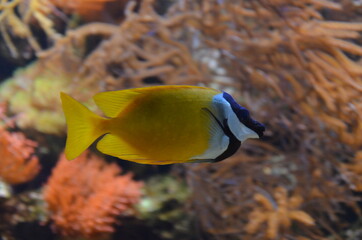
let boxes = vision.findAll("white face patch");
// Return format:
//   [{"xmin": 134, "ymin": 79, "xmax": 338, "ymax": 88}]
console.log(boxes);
[
  {"xmin": 190, "ymin": 93, "xmax": 258, "ymax": 161},
  {"xmin": 191, "ymin": 134, "xmax": 229, "ymax": 160}
]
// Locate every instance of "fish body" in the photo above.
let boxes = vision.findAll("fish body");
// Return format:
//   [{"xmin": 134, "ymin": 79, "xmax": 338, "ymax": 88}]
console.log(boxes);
[{"xmin": 60, "ymin": 85, "xmax": 265, "ymax": 164}]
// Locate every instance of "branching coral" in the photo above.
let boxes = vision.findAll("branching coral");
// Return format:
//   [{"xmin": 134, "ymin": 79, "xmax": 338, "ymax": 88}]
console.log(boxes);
[
  {"xmin": 163, "ymin": 1, "xmax": 362, "ymax": 238},
  {"xmin": 185, "ymin": 141, "xmax": 357, "ymax": 239},
  {"xmin": 1, "ymin": 0, "xmax": 361, "ymax": 238},
  {"xmin": 245, "ymin": 187, "xmax": 315, "ymax": 239},
  {"xmin": 0, "ymin": 0, "xmax": 132, "ymax": 57},
  {"xmin": 0, "ymin": 0, "xmax": 60, "ymax": 57},
  {"xmin": 44, "ymin": 150, "xmax": 143, "ymax": 238},
  {"xmin": 186, "ymin": 141, "xmax": 281, "ymax": 237},
  {"xmin": 171, "ymin": 0, "xmax": 362, "ymax": 148},
  {"xmin": 0, "ymin": 106, "xmax": 40, "ymax": 185},
  {"xmin": 0, "ymin": 0, "xmax": 207, "ymax": 134},
  {"xmin": 39, "ymin": 0, "xmax": 204, "ymax": 96}
]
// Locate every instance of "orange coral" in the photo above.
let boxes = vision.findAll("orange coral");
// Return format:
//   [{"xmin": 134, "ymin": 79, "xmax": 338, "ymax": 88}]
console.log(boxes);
[
  {"xmin": 44, "ymin": 150, "xmax": 143, "ymax": 238},
  {"xmin": 245, "ymin": 187, "xmax": 315, "ymax": 239},
  {"xmin": 49, "ymin": 0, "xmax": 124, "ymax": 21},
  {"xmin": 0, "ymin": 125, "xmax": 40, "ymax": 185},
  {"xmin": 0, "ymin": 102, "xmax": 40, "ymax": 185}
]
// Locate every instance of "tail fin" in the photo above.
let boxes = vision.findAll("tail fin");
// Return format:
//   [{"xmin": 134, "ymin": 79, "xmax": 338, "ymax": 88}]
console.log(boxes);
[{"xmin": 60, "ymin": 92, "xmax": 107, "ymax": 160}]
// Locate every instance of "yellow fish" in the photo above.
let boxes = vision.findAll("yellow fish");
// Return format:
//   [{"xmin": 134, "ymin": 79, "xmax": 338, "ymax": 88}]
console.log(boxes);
[{"xmin": 60, "ymin": 85, "xmax": 265, "ymax": 164}]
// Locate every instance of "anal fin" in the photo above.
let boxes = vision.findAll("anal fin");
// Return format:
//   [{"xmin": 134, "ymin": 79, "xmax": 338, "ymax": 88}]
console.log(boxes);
[
  {"xmin": 97, "ymin": 134, "xmax": 177, "ymax": 164},
  {"xmin": 97, "ymin": 134, "xmax": 147, "ymax": 160}
]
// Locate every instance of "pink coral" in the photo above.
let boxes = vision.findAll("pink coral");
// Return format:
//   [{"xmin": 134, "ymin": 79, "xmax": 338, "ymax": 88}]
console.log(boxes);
[{"xmin": 44, "ymin": 150, "xmax": 143, "ymax": 238}]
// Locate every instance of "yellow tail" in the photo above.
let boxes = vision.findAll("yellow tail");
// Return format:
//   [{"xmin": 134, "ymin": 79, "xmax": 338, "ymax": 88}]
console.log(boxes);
[{"xmin": 60, "ymin": 92, "xmax": 108, "ymax": 160}]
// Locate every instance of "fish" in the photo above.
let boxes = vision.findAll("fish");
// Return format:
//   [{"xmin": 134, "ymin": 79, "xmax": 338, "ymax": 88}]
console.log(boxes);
[{"xmin": 60, "ymin": 85, "xmax": 265, "ymax": 164}]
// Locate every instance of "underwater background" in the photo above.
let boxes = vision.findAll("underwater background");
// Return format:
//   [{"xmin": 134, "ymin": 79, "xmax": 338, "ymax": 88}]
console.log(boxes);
[{"xmin": 1, "ymin": 0, "xmax": 362, "ymax": 239}]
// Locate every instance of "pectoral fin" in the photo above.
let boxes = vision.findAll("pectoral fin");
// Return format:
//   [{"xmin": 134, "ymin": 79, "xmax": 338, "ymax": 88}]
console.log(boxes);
[
  {"xmin": 190, "ymin": 108, "xmax": 229, "ymax": 160},
  {"xmin": 201, "ymin": 107, "xmax": 225, "ymax": 135}
]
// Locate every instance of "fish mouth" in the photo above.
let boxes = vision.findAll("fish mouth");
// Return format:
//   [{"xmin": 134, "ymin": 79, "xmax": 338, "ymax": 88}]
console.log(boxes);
[{"xmin": 249, "ymin": 120, "xmax": 265, "ymax": 138}]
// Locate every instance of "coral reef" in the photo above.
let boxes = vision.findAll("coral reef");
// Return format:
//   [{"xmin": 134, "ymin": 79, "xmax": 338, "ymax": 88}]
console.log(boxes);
[
  {"xmin": 0, "ymin": 103, "xmax": 40, "ymax": 185},
  {"xmin": 143, "ymin": 0, "xmax": 362, "ymax": 239},
  {"xmin": 170, "ymin": 0, "xmax": 362, "ymax": 148},
  {"xmin": 44, "ymin": 151, "xmax": 143, "ymax": 238},
  {"xmin": 186, "ymin": 141, "xmax": 359, "ymax": 239},
  {"xmin": 1, "ymin": 0, "xmax": 362, "ymax": 239},
  {"xmin": 1, "ymin": 0, "xmax": 207, "ymax": 135}
]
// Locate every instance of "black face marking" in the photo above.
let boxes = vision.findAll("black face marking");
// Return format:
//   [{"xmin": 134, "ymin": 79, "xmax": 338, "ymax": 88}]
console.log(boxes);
[
  {"xmin": 212, "ymin": 119, "xmax": 241, "ymax": 163},
  {"xmin": 201, "ymin": 108, "xmax": 241, "ymax": 163},
  {"xmin": 222, "ymin": 92, "xmax": 265, "ymax": 138}
]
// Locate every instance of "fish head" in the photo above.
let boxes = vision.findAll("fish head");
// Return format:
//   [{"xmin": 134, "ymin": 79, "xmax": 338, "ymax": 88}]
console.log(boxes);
[{"xmin": 222, "ymin": 92, "xmax": 265, "ymax": 140}]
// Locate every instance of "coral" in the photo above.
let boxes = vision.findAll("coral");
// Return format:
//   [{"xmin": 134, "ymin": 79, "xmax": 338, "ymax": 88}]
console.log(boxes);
[
  {"xmin": 171, "ymin": 0, "xmax": 362, "ymax": 148},
  {"xmin": 245, "ymin": 187, "xmax": 314, "ymax": 239},
  {"xmin": 39, "ymin": 0, "xmax": 204, "ymax": 95},
  {"xmin": 156, "ymin": 0, "xmax": 362, "ymax": 239},
  {"xmin": 1, "ymin": 0, "xmax": 362, "ymax": 238},
  {"xmin": 49, "ymin": 0, "xmax": 128, "ymax": 21},
  {"xmin": 0, "ymin": 0, "xmax": 207, "ymax": 135},
  {"xmin": 185, "ymin": 139, "xmax": 359, "ymax": 239},
  {"xmin": 0, "ymin": 60, "xmax": 83, "ymax": 134},
  {"xmin": 0, "ymin": 0, "xmax": 135, "ymax": 59},
  {"xmin": 44, "ymin": 150, "xmax": 143, "ymax": 238},
  {"xmin": 185, "ymin": 142, "xmax": 278, "ymax": 237},
  {"xmin": 0, "ymin": 0, "xmax": 60, "ymax": 57},
  {"xmin": 0, "ymin": 122, "xmax": 40, "ymax": 185}
]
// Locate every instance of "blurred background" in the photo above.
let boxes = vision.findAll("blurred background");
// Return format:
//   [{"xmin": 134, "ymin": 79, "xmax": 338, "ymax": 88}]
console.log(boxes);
[{"xmin": 0, "ymin": 0, "xmax": 362, "ymax": 239}]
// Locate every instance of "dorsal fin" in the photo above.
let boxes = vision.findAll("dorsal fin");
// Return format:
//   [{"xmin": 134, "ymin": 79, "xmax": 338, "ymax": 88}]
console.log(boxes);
[
  {"xmin": 93, "ymin": 85, "xmax": 217, "ymax": 118},
  {"xmin": 93, "ymin": 90, "xmax": 141, "ymax": 117}
]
